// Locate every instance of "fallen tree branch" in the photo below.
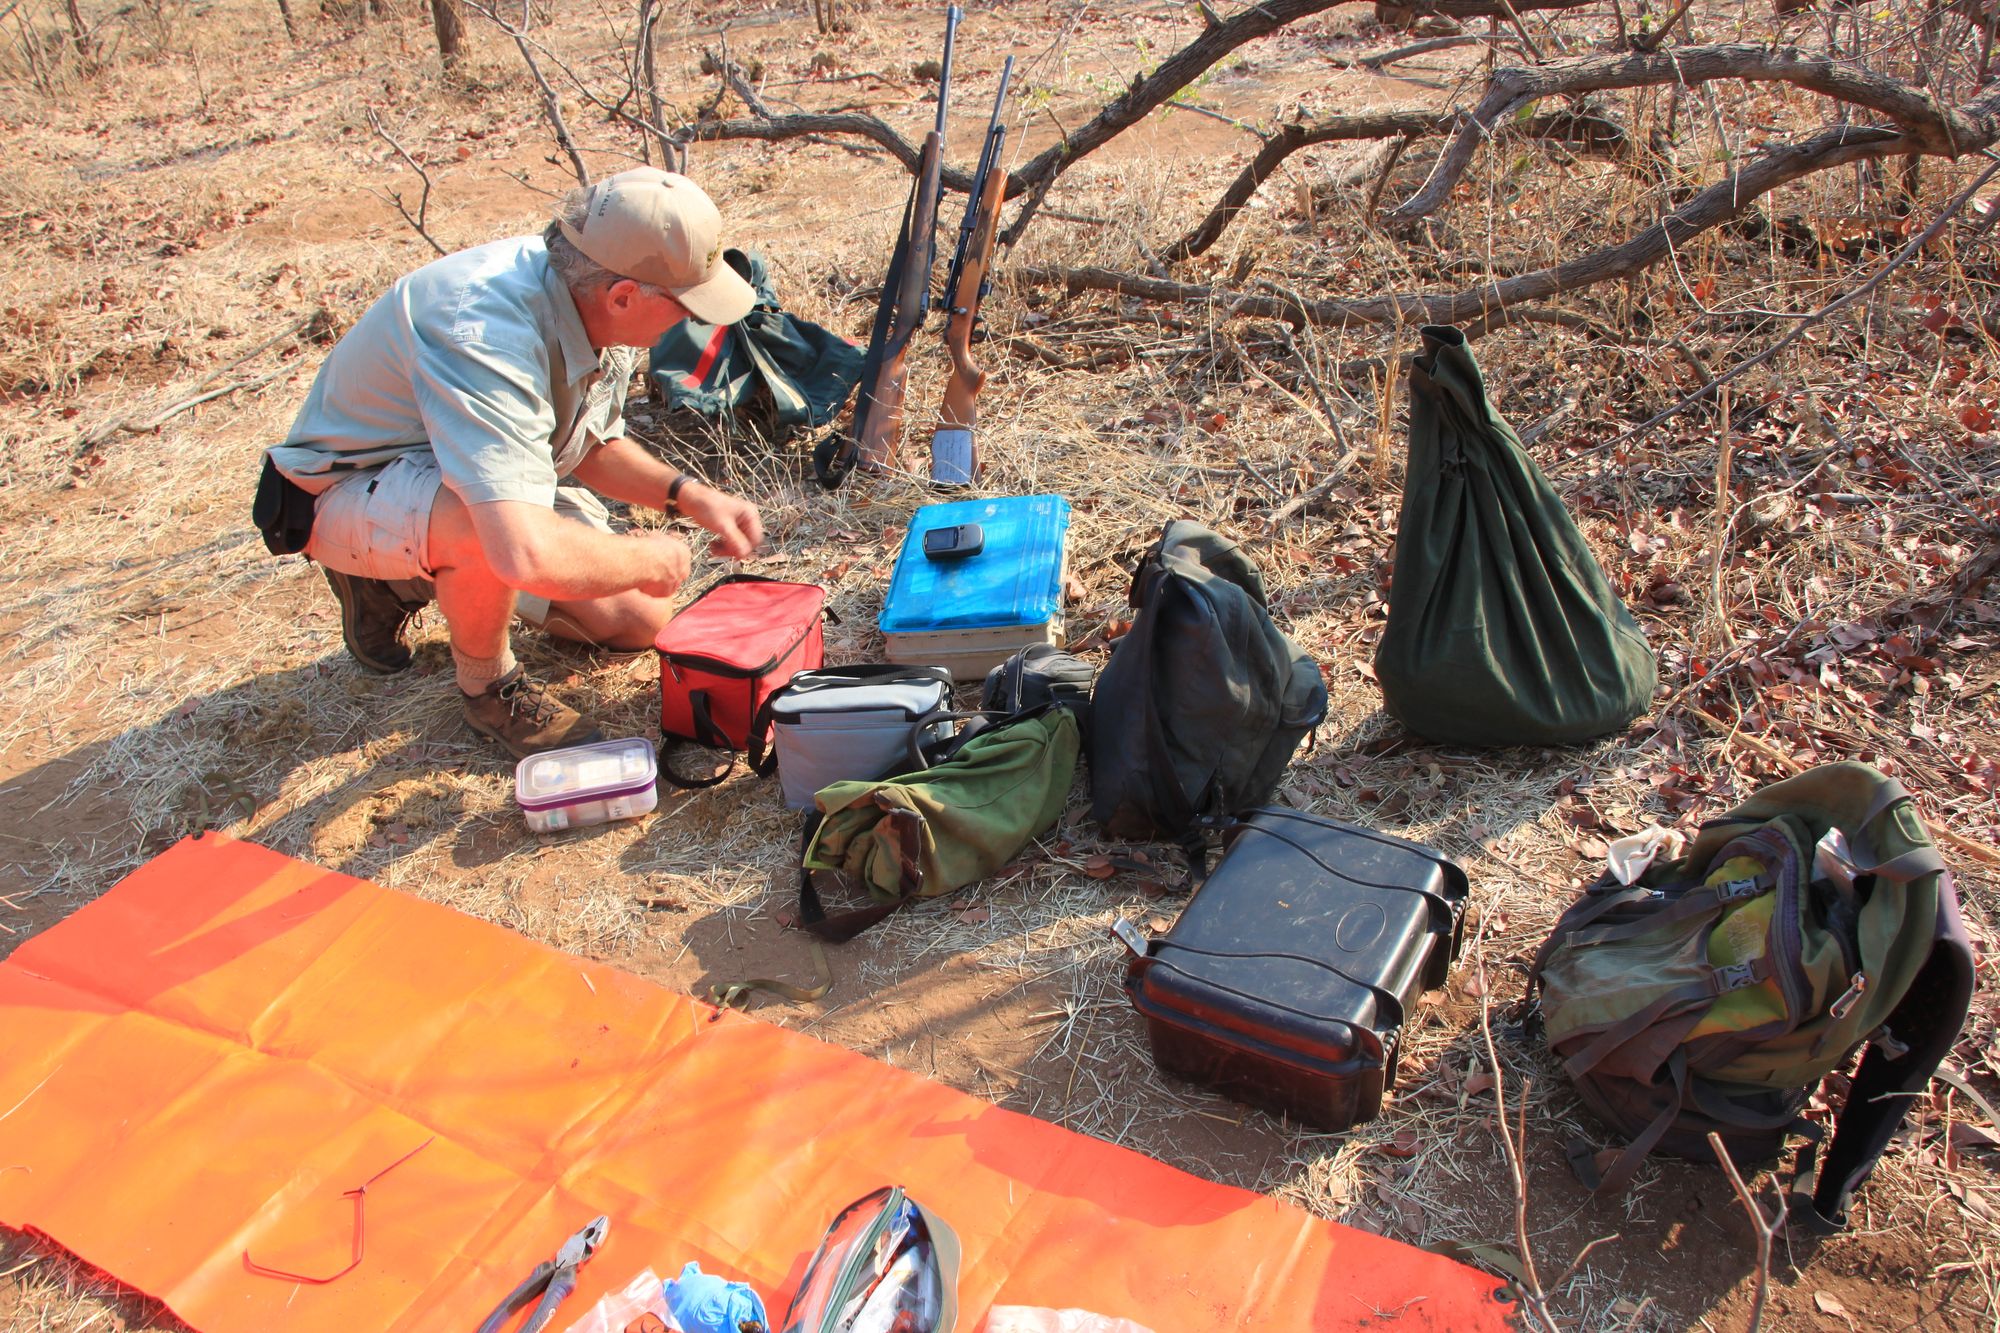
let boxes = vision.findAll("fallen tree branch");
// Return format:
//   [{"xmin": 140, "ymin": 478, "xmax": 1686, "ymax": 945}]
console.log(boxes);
[
  {"xmin": 1165, "ymin": 109, "xmax": 1450, "ymax": 261},
  {"xmin": 1387, "ymin": 41, "xmax": 1997, "ymax": 223},
  {"xmin": 1024, "ymin": 119, "xmax": 1934, "ymax": 329},
  {"xmin": 1350, "ymin": 33, "xmax": 1520, "ymax": 69},
  {"xmin": 1587, "ymin": 154, "xmax": 2000, "ymax": 456},
  {"xmin": 996, "ymin": 0, "xmax": 1599, "ymax": 245},
  {"xmin": 1166, "ymin": 103, "xmax": 1642, "ymax": 260}
]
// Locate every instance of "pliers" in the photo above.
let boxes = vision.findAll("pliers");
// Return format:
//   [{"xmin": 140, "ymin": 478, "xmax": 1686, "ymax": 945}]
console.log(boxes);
[{"xmin": 474, "ymin": 1215, "xmax": 610, "ymax": 1333}]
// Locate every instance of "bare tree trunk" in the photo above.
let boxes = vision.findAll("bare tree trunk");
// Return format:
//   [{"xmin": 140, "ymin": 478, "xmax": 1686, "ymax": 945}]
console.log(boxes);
[
  {"xmin": 431, "ymin": 0, "xmax": 465, "ymax": 70},
  {"xmin": 62, "ymin": 0, "xmax": 93, "ymax": 56},
  {"xmin": 274, "ymin": 0, "xmax": 298, "ymax": 42}
]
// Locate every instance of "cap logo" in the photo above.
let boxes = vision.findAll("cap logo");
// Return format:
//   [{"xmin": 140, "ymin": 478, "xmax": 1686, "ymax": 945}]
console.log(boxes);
[{"xmin": 704, "ymin": 241, "xmax": 722, "ymax": 270}]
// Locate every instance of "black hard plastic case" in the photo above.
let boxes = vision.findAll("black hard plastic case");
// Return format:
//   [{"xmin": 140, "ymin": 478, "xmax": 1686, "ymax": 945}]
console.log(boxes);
[{"xmin": 1123, "ymin": 808, "xmax": 1468, "ymax": 1130}]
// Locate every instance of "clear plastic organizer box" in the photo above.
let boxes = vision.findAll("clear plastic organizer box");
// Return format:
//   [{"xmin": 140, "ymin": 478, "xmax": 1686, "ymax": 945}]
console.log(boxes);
[{"xmin": 514, "ymin": 737, "xmax": 660, "ymax": 833}]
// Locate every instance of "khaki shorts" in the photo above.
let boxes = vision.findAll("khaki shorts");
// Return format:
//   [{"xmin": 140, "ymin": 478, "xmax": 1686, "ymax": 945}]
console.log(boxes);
[{"xmin": 305, "ymin": 455, "xmax": 613, "ymax": 627}]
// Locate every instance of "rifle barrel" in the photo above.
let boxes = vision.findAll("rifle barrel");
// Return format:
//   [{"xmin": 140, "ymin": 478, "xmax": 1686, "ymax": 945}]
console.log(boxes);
[
  {"xmin": 945, "ymin": 54, "xmax": 1014, "ymax": 315},
  {"xmin": 936, "ymin": 6, "xmax": 961, "ymax": 140}
]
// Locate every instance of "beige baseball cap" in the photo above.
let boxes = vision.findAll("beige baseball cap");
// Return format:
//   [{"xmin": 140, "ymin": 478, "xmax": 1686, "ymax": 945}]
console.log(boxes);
[{"xmin": 557, "ymin": 168, "xmax": 755, "ymax": 325}]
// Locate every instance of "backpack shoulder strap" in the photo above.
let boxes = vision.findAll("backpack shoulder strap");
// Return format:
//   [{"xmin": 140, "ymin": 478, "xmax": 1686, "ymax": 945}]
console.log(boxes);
[{"xmin": 1805, "ymin": 872, "xmax": 1976, "ymax": 1229}]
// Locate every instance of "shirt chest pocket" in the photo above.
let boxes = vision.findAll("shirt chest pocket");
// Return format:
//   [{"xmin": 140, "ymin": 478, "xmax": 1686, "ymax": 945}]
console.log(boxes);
[{"xmin": 551, "ymin": 348, "xmax": 635, "ymax": 476}]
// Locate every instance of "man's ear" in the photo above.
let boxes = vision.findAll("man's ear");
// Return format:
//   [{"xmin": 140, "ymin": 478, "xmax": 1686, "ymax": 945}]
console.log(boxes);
[{"xmin": 605, "ymin": 277, "xmax": 643, "ymax": 311}]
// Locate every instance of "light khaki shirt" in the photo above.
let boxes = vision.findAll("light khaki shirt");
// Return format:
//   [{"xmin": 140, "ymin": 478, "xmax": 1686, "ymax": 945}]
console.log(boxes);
[{"xmin": 268, "ymin": 236, "xmax": 637, "ymax": 506}]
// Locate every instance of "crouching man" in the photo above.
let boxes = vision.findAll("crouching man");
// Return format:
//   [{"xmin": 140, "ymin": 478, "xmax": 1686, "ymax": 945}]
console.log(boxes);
[{"xmin": 259, "ymin": 169, "xmax": 764, "ymax": 757}]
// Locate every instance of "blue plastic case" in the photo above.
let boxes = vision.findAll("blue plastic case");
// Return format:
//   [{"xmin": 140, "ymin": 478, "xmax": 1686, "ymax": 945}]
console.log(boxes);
[{"xmin": 880, "ymin": 495, "xmax": 1071, "ymax": 676}]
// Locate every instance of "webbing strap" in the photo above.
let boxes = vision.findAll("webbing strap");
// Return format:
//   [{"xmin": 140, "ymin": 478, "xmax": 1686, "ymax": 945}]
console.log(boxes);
[
  {"xmin": 1570, "ymin": 875, "xmax": 1771, "ymax": 947},
  {"xmin": 658, "ymin": 692, "xmax": 738, "ymax": 791},
  {"xmin": 1562, "ymin": 955, "xmax": 1771, "ymax": 1079},
  {"xmin": 1589, "ymin": 1053, "xmax": 1691, "ymax": 1197},
  {"xmin": 708, "ymin": 937, "xmax": 833, "ymax": 1012}
]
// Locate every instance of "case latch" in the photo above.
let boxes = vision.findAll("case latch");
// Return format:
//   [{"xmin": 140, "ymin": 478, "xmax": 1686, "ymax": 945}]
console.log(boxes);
[{"xmin": 1109, "ymin": 917, "xmax": 1152, "ymax": 960}]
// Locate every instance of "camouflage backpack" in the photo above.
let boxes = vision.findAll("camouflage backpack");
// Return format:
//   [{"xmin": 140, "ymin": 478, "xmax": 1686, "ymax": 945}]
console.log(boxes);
[{"xmin": 1527, "ymin": 762, "xmax": 1975, "ymax": 1227}]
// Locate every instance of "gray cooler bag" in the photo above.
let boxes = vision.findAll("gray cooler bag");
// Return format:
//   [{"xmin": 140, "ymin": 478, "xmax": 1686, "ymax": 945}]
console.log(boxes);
[{"xmin": 751, "ymin": 665, "xmax": 956, "ymax": 809}]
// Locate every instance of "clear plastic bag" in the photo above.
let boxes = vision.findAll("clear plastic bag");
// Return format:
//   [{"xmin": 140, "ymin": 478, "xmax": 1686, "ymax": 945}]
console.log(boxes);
[
  {"xmin": 984, "ymin": 1310, "xmax": 1154, "ymax": 1333},
  {"xmin": 560, "ymin": 1269, "xmax": 678, "ymax": 1333}
]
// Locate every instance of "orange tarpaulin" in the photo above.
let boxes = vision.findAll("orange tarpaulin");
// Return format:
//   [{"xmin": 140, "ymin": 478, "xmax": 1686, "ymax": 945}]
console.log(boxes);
[{"xmin": 0, "ymin": 836, "xmax": 1514, "ymax": 1331}]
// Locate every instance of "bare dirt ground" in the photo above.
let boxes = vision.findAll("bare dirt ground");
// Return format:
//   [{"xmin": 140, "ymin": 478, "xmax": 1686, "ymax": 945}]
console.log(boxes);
[{"xmin": 1, "ymin": 1, "xmax": 1997, "ymax": 1330}]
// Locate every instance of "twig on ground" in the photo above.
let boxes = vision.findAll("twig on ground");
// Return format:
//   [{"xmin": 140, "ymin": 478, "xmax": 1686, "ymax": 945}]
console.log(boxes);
[
  {"xmin": 1685, "ymin": 704, "xmax": 2000, "ymax": 870},
  {"xmin": 74, "ymin": 316, "xmax": 316, "ymax": 455},
  {"xmin": 467, "ymin": 0, "xmax": 590, "ymax": 187},
  {"xmin": 1480, "ymin": 975, "xmax": 1558, "ymax": 1332},
  {"xmin": 1709, "ymin": 1133, "xmax": 1785, "ymax": 1333},
  {"xmin": 364, "ymin": 110, "xmax": 448, "ymax": 257}
]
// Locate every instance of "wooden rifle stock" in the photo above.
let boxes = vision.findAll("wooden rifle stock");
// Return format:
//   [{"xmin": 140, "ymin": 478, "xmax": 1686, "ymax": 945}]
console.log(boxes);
[
  {"xmin": 818, "ymin": 4, "xmax": 958, "ymax": 485},
  {"xmin": 937, "ymin": 130, "xmax": 1007, "ymax": 437},
  {"xmin": 931, "ymin": 55, "xmax": 1012, "ymax": 486},
  {"xmin": 854, "ymin": 127, "xmax": 945, "ymax": 472}
]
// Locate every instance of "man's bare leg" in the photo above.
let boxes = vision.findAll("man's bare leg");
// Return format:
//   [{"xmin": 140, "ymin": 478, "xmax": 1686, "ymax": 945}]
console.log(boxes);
[
  {"xmin": 426, "ymin": 486, "xmax": 519, "ymax": 678},
  {"xmin": 424, "ymin": 488, "xmax": 604, "ymax": 756},
  {"xmin": 540, "ymin": 589, "xmax": 676, "ymax": 650}
]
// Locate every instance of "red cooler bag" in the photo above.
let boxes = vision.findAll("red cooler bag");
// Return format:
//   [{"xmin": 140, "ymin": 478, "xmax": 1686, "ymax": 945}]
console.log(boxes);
[{"xmin": 657, "ymin": 574, "xmax": 826, "ymax": 787}]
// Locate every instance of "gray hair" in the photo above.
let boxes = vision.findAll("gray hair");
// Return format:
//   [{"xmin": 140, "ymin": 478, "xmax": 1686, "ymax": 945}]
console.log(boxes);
[{"xmin": 544, "ymin": 187, "xmax": 672, "ymax": 301}]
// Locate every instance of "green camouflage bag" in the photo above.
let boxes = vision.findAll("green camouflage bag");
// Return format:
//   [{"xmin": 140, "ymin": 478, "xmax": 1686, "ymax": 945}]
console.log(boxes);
[
  {"xmin": 650, "ymin": 248, "xmax": 864, "ymax": 441},
  {"xmin": 1527, "ymin": 762, "xmax": 1975, "ymax": 1227},
  {"xmin": 798, "ymin": 707, "xmax": 1080, "ymax": 941}
]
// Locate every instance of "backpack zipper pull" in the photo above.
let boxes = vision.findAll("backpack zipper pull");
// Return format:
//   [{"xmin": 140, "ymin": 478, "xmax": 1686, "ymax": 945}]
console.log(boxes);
[{"xmin": 1829, "ymin": 972, "xmax": 1868, "ymax": 1020}]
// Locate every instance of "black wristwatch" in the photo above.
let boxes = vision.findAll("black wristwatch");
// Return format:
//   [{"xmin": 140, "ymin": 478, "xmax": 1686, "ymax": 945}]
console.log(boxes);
[{"xmin": 665, "ymin": 472, "xmax": 696, "ymax": 511}]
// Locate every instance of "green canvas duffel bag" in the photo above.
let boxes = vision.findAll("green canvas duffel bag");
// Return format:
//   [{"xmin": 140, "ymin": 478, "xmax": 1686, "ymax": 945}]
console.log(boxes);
[{"xmin": 798, "ymin": 707, "xmax": 1081, "ymax": 940}]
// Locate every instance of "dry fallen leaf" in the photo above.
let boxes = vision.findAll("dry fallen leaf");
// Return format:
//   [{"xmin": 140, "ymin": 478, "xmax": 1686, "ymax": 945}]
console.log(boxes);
[
  {"xmin": 1081, "ymin": 854, "xmax": 1117, "ymax": 879},
  {"xmin": 1380, "ymin": 1128, "xmax": 1421, "ymax": 1158},
  {"xmin": 1814, "ymin": 1291, "xmax": 1848, "ymax": 1318}
]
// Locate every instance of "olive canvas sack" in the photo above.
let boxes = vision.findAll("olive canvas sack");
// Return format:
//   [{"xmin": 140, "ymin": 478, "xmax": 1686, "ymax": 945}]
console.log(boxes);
[
  {"xmin": 1088, "ymin": 521, "xmax": 1327, "ymax": 843},
  {"xmin": 1374, "ymin": 325, "xmax": 1656, "ymax": 746},
  {"xmin": 799, "ymin": 707, "xmax": 1080, "ymax": 941},
  {"xmin": 1526, "ymin": 762, "xmax": 1975, "ymax": 1228}
]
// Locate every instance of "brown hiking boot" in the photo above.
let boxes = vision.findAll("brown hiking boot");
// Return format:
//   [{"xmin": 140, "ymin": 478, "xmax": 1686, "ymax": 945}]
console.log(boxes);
[
  {"xmin": 321, "ymin": 566, "xmax": 426, "ymax": 674},
  {"xmin": 462, "ymin": 668, "xmax": 604, "ymax": 758}
]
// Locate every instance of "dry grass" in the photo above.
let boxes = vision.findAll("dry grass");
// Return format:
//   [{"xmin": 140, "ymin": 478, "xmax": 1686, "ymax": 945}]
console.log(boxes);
[{"xmin": 0, "ymin": 2, "xmax": 1997, "ymax": 1331}]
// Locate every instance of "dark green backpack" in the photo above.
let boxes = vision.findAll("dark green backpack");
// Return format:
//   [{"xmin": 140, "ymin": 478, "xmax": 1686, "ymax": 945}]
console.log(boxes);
[
  {"xmin": 1375, "ymin": 325, "xmax": 1657, "ymax": 746},
  {"xmin": 650, "ymin": 248, "xmax": 864, "ymax": 441},
  {"xmin": 1088, "ymin": 521, "xmax": 1328, "ymax": 844},
  {"xmin": 1527, "ymin": 762, "xmax": 1975, "ymax": 1227}
]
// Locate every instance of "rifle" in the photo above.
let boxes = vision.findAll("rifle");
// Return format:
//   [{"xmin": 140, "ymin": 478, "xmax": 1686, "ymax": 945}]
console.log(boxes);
[
  {"xmin": 931, "ymin": 55, "xmax": 1012, "ymax": 487},
  {"xmin": 814, "ymin": 5, "xmax": 959, "ymax": 488}
]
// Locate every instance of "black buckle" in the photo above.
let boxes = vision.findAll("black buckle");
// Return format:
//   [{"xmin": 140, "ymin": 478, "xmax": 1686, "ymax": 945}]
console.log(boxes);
[
  {"xmin": 1715, "ymin": 876, "xmax": 1763, "ymax": 903},
  {"xmin": 1714, "ymin": 961, "xmax": 1759, "ymax": 992}
]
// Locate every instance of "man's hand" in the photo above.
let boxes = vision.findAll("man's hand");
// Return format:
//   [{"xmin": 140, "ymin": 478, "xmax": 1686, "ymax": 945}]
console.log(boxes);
[
  {"xmin": 677, "ymin": 482, "xmax": 764, "ymax": 559},
  {"xmin": 631, "ymin": 531, "xmax": 694, "ymax": 597}
]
